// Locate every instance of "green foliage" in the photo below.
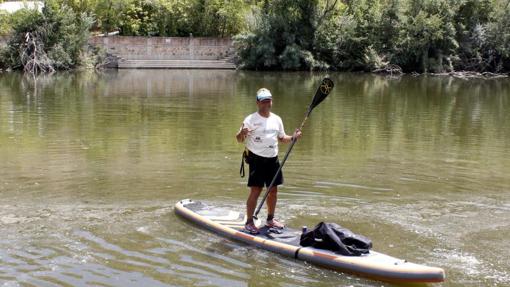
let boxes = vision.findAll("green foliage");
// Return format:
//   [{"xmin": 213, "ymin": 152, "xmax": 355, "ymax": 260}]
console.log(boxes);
[
  {"xmin": 0, "ymin": 3, "xmax": 94, "ymax": 71},
  {"xmin": 331, "ymin": 1, "xmax": 383, "ymax": 71},
  {"xmin": 475, "ymin": 0, "xmax": 510, "ymax": 72},
  {"xmin": 117, "ymin": 0, "xmax": 160, "ymax": 36},
  {"xmin": 2, "ymin": 0, "xmax": 508, "ymax": 72},
  {"xmin": 235, "ymin": 0, "xmax": 510, "ymax": 72},
  {"xmin": 52, "ymin": 0, "xmax": 249, "ymax": 37},
  {"xmin": 393, "ymin": 0, "xmax": 459, "ymax": 72},
  {"xmin": 234, "ymin": 0, "xmax": 331, "ymax": 70},
  {"xmin": 454, "ymin": 0, "xmax": 494, "ymax": 71},
  {"xmin": 0, "ymin": 8, "xmax": 45, "ymax": 69},
  {"xmin": 0, "ymin": 10, "xmax": 10, "ymax": 36}
]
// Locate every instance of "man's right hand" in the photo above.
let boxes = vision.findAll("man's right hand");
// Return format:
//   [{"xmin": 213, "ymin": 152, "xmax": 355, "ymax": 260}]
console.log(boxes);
[
  {"xmin": 240, "ymin": 126, "xmax": 250, "ymax": 137},
  {"xmin": 236, "ymin": 123, "xmax": 251, "ymax": 143}
]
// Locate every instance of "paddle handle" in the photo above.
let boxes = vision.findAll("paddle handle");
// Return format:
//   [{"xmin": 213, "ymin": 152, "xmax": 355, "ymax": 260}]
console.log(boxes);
[{"xmin": 252, "ymin": 113, "xmax": 310, "ymax": 220}]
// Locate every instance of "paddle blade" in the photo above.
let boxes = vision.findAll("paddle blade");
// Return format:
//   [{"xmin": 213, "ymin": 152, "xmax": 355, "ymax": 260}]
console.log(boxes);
[{"xmin": 309, "ymin": 78, "xmax": 334, "ymax": 112}]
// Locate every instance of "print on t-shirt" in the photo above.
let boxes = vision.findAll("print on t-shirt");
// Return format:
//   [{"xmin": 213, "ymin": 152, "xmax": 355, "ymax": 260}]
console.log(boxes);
[{"xmin": 242, "ymin": 112, "xmax": 285, "ymax": 158}]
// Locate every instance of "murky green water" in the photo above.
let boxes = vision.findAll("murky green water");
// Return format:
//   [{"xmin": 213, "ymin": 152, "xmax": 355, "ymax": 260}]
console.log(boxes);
[{"xmin": 0, "ymin": 70, "xmax": 509, "ymax": 287}]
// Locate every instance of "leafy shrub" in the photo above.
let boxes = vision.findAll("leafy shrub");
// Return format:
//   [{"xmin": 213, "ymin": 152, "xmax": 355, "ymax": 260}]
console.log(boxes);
[{"xmin": 0, "ymin": 3, "xmax": 94, "ymax": 73}]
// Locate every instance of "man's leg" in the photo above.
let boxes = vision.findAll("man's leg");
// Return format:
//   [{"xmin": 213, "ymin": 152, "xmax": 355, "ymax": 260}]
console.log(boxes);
[
  {"xmin": 265, "ymin": 186, "xmax": 284, "ymax": 228},
  {"xmin": 266, "ymin": 186, "xmax": 278, "ymax": 217},
  {"xmin": 246, "ymin": 186, "xmax": 262, "ymax": 224},
  {"xmin": 265, "ymin": 160, "xmax": 284, "ymax": 228}
]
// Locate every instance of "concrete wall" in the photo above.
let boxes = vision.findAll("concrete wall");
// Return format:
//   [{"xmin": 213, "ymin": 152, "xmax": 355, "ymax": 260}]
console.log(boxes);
[{"xmin": 89, "ymin": 36, "xmax": 235, "ymax": 61}]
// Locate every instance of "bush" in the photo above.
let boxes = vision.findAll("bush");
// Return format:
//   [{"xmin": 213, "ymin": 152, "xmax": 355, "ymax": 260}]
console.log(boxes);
[
  {"xmin": 0, "ymin": 10, "xmax": 11, "ymax": 36},
  {"xmin": 233, "ymin": 31, "xmax": 277, "ymax": 69},
  {"xmin": 235, "ymin": 0, "xmax": 510, "ymax": 73},
  {"xmin": 234, "ymin": 0, "xmax": 334, "ymax": 70},
  {"xmin": 0, "ymin": 3, "xmax": 94, "ymax": 73},
  {"xmin": 483, "ymin": 2, "xmax": 510, "ymax": 72}
]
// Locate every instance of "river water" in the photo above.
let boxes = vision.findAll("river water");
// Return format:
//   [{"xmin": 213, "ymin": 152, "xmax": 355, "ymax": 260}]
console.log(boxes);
[{"xmin": 0, "ymin": 70, "xmax": 509, "ymax": 287}]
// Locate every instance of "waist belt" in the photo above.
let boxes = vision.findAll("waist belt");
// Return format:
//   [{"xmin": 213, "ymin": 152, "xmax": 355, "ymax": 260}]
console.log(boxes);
[
  {"xmin": 248, "ymin": 151, "xmax": 278, "ymax": 162},
  {"xmin": 240, "ymin": 150, "xmax": 278, "ymax": 177}
]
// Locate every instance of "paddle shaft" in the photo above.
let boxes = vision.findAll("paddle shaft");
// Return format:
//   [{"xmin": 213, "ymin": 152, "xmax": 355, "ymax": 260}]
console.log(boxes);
[{"xmin": 252, "ymin": 108, "xmax": 311, "ymax": 220}]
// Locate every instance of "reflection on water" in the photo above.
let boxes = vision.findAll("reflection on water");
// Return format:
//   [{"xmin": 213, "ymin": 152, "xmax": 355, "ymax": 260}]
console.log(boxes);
[{"xmin": 0, "ymin": 70, "xmax": 509, "ymax": 286}]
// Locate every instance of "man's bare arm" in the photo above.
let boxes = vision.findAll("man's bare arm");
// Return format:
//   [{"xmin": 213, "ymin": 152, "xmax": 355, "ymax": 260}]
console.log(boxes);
[{"xmin": 278, "ymin": 128, "xmax": 302, "ymax": 143}]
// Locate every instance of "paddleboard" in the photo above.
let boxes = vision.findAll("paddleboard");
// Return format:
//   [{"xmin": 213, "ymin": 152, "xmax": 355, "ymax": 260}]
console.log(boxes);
[{"xmin": 175, "ymin": 199, "xmax": 445, "ymax": 283}]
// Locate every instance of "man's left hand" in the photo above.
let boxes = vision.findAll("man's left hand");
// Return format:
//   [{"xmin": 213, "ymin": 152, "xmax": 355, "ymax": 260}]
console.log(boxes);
[{"xmin": 293, "ymin": 128, "xmax": 302, "ymax": 140}]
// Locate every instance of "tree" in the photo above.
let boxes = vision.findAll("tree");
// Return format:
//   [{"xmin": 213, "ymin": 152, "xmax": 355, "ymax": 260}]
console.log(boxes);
[
  {"xmin": 234, "ymin": 0, "xmax": 336, "ymax": 70},
  {"xmin": 94, "ymin": 0, "xmax": 126, "ymax": 34},
  {"xmin": 484, "ymin": 0, "xmax": 510, "ymax": 72},
  {"xmin": 1, "ymin": 2, "xmax": 94, "ymax": 73},
  {"xmin": 394, "ymin": 0, "xmax": 459, "ymax": 72}
]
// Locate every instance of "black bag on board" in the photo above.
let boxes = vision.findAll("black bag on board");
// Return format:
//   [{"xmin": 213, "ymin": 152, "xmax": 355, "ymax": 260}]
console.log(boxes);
[{"xmin": 300, "ymin": 222, "xmax": 372, "ymax": 256}]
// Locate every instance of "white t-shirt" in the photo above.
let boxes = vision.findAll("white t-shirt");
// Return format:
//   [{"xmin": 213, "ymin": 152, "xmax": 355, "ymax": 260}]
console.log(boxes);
[{"xmin": 242, "ymin": 112, "xmax": 286, "ymax": 158}]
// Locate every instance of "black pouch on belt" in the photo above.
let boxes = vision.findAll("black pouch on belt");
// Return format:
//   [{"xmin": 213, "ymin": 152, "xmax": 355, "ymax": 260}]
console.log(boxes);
[{"xmin": 239, "ymin": 149, "xmax": 250, "ymax": 177}]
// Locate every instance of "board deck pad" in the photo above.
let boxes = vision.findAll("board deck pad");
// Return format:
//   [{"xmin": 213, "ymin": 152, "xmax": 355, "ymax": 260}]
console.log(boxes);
[{"xmin": 186, "ymin": 200, "xmax": 302, "ymax": 244}]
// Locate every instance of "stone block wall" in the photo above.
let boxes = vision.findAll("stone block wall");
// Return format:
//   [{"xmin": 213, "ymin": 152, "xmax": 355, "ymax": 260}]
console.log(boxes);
[{"xmin": 88, "ymin": 36, "xmax": 235, "ymax": 60}]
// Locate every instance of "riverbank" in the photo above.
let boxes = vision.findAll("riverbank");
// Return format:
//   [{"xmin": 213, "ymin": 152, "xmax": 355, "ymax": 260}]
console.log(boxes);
[{"xmin": 1, "ymin": 34, "xmax": 509, "ymax": 76}]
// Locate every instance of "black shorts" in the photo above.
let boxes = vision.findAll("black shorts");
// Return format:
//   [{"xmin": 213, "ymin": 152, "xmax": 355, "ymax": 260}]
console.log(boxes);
[{"xmin": 247, "ymin": 151, "xmax": 283, "ymax": 188}]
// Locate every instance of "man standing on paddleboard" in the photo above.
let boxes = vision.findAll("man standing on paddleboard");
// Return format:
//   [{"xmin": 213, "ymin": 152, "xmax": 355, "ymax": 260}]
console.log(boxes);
[{"xmin": 235, "ymin": 88, "xmax": 302, "ymax": 234}]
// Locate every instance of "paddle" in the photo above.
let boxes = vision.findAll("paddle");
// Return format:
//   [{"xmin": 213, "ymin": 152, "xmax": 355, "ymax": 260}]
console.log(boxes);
[{"xmin": 252, "ymin": 77, "xmax": 334, "ymax": 220}]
